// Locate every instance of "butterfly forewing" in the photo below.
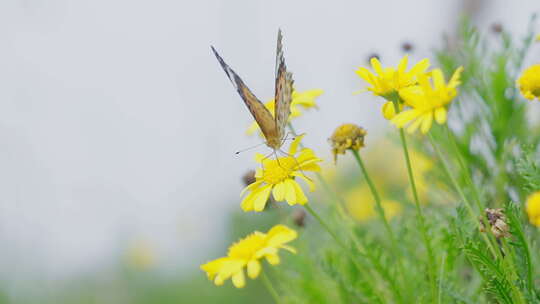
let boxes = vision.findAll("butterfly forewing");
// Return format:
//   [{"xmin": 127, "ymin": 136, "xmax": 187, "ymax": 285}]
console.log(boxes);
[
  {"xmin": 274, "ymin": 29, "xmax": 294, "ymax": 144},
  {"xmin": 211, "ymin": 46, "xmax": 279, "ymax": 146}
]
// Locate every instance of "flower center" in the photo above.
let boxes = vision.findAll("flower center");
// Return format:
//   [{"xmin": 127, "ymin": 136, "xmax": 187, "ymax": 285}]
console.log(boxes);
[
  {"xmin": 532, "ymin": 87, "xmax": 540, "ymax": 98},
  {"xmin": 262, "ymin": 156, "xmax": 296, "ymax": 184}
]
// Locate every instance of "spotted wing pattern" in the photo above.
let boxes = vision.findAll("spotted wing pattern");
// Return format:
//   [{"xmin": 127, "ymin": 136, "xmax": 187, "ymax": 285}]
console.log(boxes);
[
  {"xmin": 211, "ymin": 46, "xmax": 279, "ymax": 146},
  {"xmin": 273, "ymin": 29, "xmax": 294, "ymax": 142}
]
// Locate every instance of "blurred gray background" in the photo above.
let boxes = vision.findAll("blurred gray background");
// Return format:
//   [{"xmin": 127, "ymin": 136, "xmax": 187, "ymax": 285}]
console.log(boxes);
[{"xmin": 0, "ymin": 0, "xmax": 538, "ymax": 297}]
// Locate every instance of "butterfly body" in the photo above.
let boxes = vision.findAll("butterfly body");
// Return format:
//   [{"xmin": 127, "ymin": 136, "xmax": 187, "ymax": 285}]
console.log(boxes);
[{"xmin": 211, "ymin": 29, "xmax": 294, "ymax": 151}]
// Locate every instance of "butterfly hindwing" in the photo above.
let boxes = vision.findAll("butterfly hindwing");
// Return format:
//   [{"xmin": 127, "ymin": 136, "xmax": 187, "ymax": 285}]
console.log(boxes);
[
  {"xmin": 211, "ymin": 46, "xmax": 279, "ymax": 145},
  {"xmin": 274, "ymin": 29, "xmax": 294, "ymax": 142}
]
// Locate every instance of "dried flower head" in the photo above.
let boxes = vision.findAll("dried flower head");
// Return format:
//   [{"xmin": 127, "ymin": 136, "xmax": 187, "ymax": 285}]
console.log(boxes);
[
  {"xmin": 401, "ymin": 42, "xmax": 413, "ymax": 52},
  {"xmin": 480, "ymin": 208, "xmax": 510, "ymax": 239},
  {"xmin": 329, "ymin": 123, "xmax": 367, "ymax": 163},
  {"xmin": 490, "ymin": 23, "xmax": 503, "ymax": 34},
  {"xmin": 242, "ymin": 170, "xmax": 257, "ymax": 186},
  {"xmin": 292, "ymin": 209, "xmax": 307, "ymax": 227}
]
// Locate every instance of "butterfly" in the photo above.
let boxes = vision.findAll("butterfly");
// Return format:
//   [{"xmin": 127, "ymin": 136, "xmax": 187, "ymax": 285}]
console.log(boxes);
[{"xmin": 211, "ymin": 29, "xmax": 294, "ymax": 152}]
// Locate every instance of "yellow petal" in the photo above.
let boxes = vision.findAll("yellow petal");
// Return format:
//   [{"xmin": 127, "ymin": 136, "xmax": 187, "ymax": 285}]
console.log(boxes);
[
  {"xmin": 434, "ymin": 107, "xmax": 447, "ymax": 124},
  {"xmin": 281, "ymin": 245, "xmax": 297, "ymax": 254},
  {"xmin": 247, "ymin": 260, "xmax": 261, "ymax": 279},
  {"xmin": 253, "ymin": 185, "xmax": 272, "ymax": 212},
  {"xmin": 449, "ymin": 66, "xmax": 464, "ymax": 88},
  {"xmin": 391, "ymin": 109, "xmax": 422, "ymax": 128},
  {"xmin": 432, "ymin": 69, "xmax": 445, "ymax": 90},
  {"xmin": 231, "ymin": 271, "xmax": 246, "ymax": 288},
  {"xmin": 289, "ymin": 134, "xmax": 305, "ymax": 155},
  {"xmin": 292, "ymin": 172, "xmax": 316, "ymax": 192},
  {"xmin": 291, "ymin": 181, "xmax": 308, "ymax": 205},
  {"xmin": 420, "ymin": 112, "xmax": 433, "ymax": 134},
  {"xmin": 240, "ymin": 191, "xmax": 257, "ymax": 212},
  {"xmin": 272, "ymin": 182, "xmax": 286, "ymax": 201},
  {"xmin": 266, "ymin": 253, "xmax": 280, "ymax": 265},
  {"xmin": 409, "ymin": 58, "xmax": 430, "ymax": 76},
  {"xmin": 284, "ymin": 179, "xmax": 298, "ymax": 205},
  {"xmin": 398, "ymin": 55, "xmax": 409, "ymax": 73},
  {"xmin": 266, "ymin": 225, "xmax": 298, "ymax": 247},
  {"xmin": 356, "ymin": 67, "xmax": 375, "ymax": 85},
  {"xmin": 382, "ymin": 101, "xmax": 397, "ymax": 120},
  {"xmin": 370, "ymin": 57, "xmax": 384, "ymax": 75},
  {"xmin": 240, "ymin": 180, "xmax": 263, "ymax": 197},
  {"xmin": 406, "ymin": 116, "xmax": 424, "ymax": 134}
]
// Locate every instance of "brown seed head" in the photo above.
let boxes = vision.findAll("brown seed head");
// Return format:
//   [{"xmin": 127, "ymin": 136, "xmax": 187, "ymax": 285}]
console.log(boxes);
[
  {"xmin": 481, "ymin": 208, "xmax": 510, "ymax": 239},
  {"xmin": 292, "ymin": 209, "xmax": 307, "ymax": 227}
]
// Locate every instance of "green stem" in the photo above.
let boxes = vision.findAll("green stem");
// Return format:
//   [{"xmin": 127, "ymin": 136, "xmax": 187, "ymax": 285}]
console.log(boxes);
[
  {"xmin": 444, "ymin": 126, "xmax": 483, "ymax": 213},
  {"xmin": 288, "ymin": 123, "xmax": 350, "ymax": 220},
  {"xmin": 427, "ymin": 134, "xmax": 498, "ymax": 258},
  {"xmin": 438, "ymin": 253, "xmax": 446, "ymax": 304},
  {"xmin": 261, "ymin": 272, "xmax": 281, "ymax": 304},
  {"xmin": 304, "ymin": 204, "xmax": 346, "ymax": 250},
  {"xmin": 501, "ymin": 239, "xmax": 526, "ymax": 304},
  {"xmin": 392, "ymin": 97, "xmax": 437, "ymax": 301},
  {"xmin": 350, "ymin": 149, "xmax": 406, "ymax": 303}
]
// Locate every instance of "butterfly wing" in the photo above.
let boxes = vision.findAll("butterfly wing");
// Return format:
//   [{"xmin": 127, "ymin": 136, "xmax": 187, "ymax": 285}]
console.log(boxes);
[
  {"xmin": 274, "ymin": 29, "xmax": 294, "ymax": 142},
  {"xmin": 211, "ymin": 46, "xmax": 279, "ymax": 145}
]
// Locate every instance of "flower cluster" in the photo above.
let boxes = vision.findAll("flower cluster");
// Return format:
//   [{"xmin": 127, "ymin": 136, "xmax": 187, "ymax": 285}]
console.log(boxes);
[
  {"xmin": 201, "ymin": 225, "xmax": 297, "ymax": 288},
  {"xmin": 203, "ymin": 86, "xmax": 322, "ymax": 287},
  {"xmin": 356, "ymin": 55, "xmax": 463, "ymax": 134},
  {"xmin": 392, "ymin": 67, "xmax": 463, "ymax": 134},
  {"xmin": 356, "ymin": 55, "xmax": 430, "ymax": 119},
  {"xmin": 241, "ymin": 135, "xmax": 323, "ymax": 212}
]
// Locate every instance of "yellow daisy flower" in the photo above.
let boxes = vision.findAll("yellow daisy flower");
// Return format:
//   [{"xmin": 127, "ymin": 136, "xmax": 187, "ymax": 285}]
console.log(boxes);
[
  {"xmin": 526, "ymin": 191, "xmax": 540, "ymax": 227},
  {"xmin": 240, "ymin": 135, "xmax": 322, "ymax": 212},
  {"xmin": 345, "ymin": 186, "xmax": 402, "ymax": 222},
  {"xmin": 355, "ymin": 55, "xmax": 430, "ymax": 119},
  {"xmin": 517, "ymin": 64, "xmax": 540, "ymax": 101},
  {"xmin": 246, "ymin": 89, "xmax": 324, "ymax": 136},
  {"xmin": 391, "ymin": 67, "xmax": 464, "ymax": 134},
  {"xmin": 536, "ymin": 34, "xmax": 540, "ymax": 42},
  {"xmin": 201, "ymin": 224, "xmax": 297, "ymax": 288}
]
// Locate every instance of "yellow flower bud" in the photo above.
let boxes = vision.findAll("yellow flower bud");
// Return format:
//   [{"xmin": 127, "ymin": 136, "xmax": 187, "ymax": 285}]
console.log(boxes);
[{"xmin": 329, "ymin": 123, "xmax": 367, "ymax": 163}]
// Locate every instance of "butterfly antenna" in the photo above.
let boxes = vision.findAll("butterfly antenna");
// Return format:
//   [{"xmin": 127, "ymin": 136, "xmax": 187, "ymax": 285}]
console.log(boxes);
[{"xmin": 234, "ymin": 142, "xmax": 267, "ymax": 155}]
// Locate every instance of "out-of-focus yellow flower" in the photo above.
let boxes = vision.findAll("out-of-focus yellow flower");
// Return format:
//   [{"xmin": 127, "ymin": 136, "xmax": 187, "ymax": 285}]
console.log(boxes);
[
  {"xmin": 392, "ymin": 67, "xmax": 463, "ymax": 134},
  {"xmin": 356, "ymin": 55, "xmax": 430, "ymax": 102},
  {"xmin": 526, "ymin": 191, "xmax": 540, "ymax": 227},
  {"xmin": 345, "ymin": 186, "xmax": 402, "ymax": 222},
  {"xmin": 246, "ymin": 89, "xmax": 324, "ymax": 135},
  {"xmin": 350, "ymin": 140, "xmax": 432, "ymax": 204},
  {"xmin": 240, "ymin": 135, "xmax": 322, "ymax": 212},
  {"xmin": 329, "ymin": 123, "xmax": 367, "ymax": 163},
  {"xmin": 200, "ymin": 224, "xmax": 297, "ymax": 288},
  {"xmin": 126, "ymin": 240, "xmax": 156, "ymax": 270},
  {"xmin": 536, "ymin": 34, "xmax": 540, "ymax": 42},
  {"xmin": 517, "ymin": 64, "xmax": 540, "ymax": 101}
]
